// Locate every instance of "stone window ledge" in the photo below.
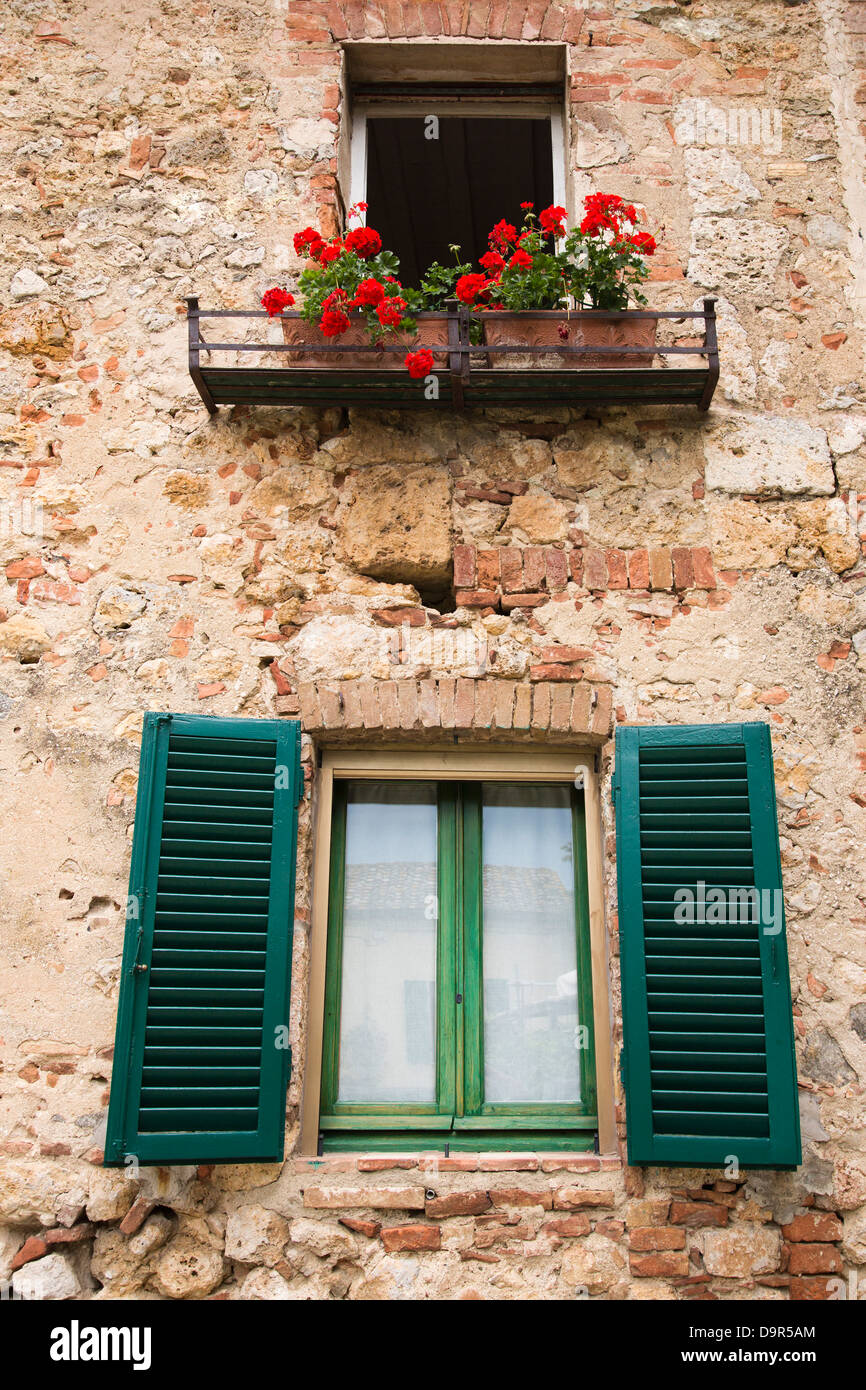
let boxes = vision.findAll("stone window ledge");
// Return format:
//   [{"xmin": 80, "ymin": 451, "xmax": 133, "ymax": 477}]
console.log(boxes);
[{"xmin": 293, "ymin": 1153, "xmax": 622, "ymax": 1175}]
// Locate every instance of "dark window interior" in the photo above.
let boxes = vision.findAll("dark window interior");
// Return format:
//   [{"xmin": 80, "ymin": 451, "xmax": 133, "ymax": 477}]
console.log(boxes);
[{"xmin": 365, "ymin": 116, "xmax": 554, "ymax": 288}]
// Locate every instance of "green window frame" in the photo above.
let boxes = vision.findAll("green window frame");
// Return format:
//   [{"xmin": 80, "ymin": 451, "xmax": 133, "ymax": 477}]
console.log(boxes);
[{"xmin": 319, "ymin": 778, "xmax": 597, "ymax": 1152}]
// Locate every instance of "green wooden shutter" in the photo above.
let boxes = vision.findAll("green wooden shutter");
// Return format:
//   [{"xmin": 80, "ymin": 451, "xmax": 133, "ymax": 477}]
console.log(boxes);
[
  {"xmin": 614, "ymin": 722, "xmax": 801, "ymax": 1169},
  {"xmin": 104, "ymin": 712, "xmax": 301, "ymax": 1166}
]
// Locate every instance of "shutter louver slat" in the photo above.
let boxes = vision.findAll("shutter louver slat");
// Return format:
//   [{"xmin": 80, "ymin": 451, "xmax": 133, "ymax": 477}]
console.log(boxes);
[
  {"xmin": 104, "ymin": 713, "xmax": 301, "ymax": 1166},
  {"xmin": 615, "ymin": 721, "xmax": 801, "ymax": 1169}
]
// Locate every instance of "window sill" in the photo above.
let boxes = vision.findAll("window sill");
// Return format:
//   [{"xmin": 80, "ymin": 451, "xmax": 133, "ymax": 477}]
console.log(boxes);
[{"xmin": 294, "ymin": 1152, "xmax": 622, "ymax": 1174}]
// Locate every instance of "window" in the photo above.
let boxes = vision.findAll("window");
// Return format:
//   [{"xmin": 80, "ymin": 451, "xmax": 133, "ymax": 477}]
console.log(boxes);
[
  {"xmin": 363, "ymin": 116, "xmax": 556, "ymax": 286},
  {"xmin": 103, "ymin": 718, "xmax": 799, "ymax": 1171},
  {"xmin": 318, "ymin": 776, "xmax": 596, "ymax": 1151},
  {"xmin": 343, "ymin": 43, "xmax": 567, "ymax": 286}
]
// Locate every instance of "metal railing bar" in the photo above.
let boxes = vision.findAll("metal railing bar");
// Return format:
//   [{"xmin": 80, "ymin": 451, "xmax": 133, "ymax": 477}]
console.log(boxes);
[{"xmin": 197, "ymin": 341, "xmax": 708, "ymax": 356}]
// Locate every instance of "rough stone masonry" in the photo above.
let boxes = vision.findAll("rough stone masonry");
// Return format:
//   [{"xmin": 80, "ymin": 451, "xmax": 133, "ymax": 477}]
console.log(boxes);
[{"xmin": 0, "ymin": 0, "xmax": 865, "ymax": 1301}]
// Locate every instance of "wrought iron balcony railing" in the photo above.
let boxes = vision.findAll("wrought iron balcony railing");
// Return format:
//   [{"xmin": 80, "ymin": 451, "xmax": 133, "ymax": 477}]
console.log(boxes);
[{"xmin": 186, "ymin": 298, "xmax": 719, "ymax": 414}]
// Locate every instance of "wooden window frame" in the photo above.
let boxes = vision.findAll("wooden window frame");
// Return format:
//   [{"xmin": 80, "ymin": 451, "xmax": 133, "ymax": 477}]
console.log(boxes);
[{"xmin": 301, "ymin": 748, "xmax": 615, "ymax": 1155}]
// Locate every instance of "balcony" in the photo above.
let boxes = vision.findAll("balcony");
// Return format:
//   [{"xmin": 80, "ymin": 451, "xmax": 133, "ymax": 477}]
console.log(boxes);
[{"xmin": 186, "ymin": 299, "xmax": 719, "ymax": 414}]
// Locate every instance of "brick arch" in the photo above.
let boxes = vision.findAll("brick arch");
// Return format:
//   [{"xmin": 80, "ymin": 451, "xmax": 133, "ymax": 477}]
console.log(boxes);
[{"xmin": 288, "ymin": 1, "xmax": 586, "ymax": 45}]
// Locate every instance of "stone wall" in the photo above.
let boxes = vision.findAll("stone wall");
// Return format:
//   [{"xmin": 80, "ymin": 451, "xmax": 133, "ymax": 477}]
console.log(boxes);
[{"xmin": 0, "ymin": 0, "xmax": 865, "ymax": 1300}]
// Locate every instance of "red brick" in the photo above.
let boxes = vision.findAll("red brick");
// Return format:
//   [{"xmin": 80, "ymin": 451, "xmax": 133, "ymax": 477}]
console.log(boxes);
[
  {"xmin": 381, "ymin": 1224, "xmax": 441, "ymax": 1252},
  {"xmin": 789, "ymin": 1276, "xmax": 836, "ymax": 1301},
  {"xmin": 119, "ymin": 1196, "xmax": 156, "ymax": 1235},
  {"xmin": 499, "ymin": 547, "xmax": 523, "ymax": 592},
  {"xmin": 542, "ymin": 1215, "xmax": 591, "ymax": 1237},
  {"xmin": 605, "ymin": 549, "xmax": 628, "ymax": 589},
  {"xmin": 628, "ymin": 549, "xmax": 650, "ymax": 588},
  {"xmin": 478, "ymin": 1155, "xmax": 538, "ymax": 1172},
  {"xmin": 582, "ymin": 547, "xmax": 608, "ymax": 590},
  {"xmin": 530, "ymin": 663, "xmax": 584, "ymax": 682},
  {"xmin": 339, "ymin": 1217, "xmax": 381, "ymax": 1237},
  {"xmin": 426, "ymin": 1191, "xmax": 491, "ymax": 1218},
  {"xmin": 44, "ymin": 1223, "xmax": 94, "ymax": 1246},
  {"xmin": 630, "ymin": 1251, "xmax": 690, "ymax": 1277},
  {"xmin": 596, "ymin": 1219, "xmax": 625, "ymax": 1239},
  {"xmin": 781, "ymin": 1212, "xmax": 843, "ymax": 1243},
  {"xmin": 691, "ymin": 546, "xmax": 716, "ymax": 589},
  {"xmin": 371, "ymin": 607, "xmax": 426, "ymax": 626},
  {"xmin": 671, "ymin": 546, "xmax": 695, "ymax": 590},
  {"xmin": 5, "ymin": 557, "xmax": 44, "ymax": 580},
  {"xmin": 452, "ymin": 544, "xmax": 476, "ymax": 589},
  {"xmin": 522, "ymin": 547, "xmax": 546, "ymax": 591},
  {"xmin": 537, "ymin": 645, "xmax": 593, "ymax": 664},
  {"xmin": 628, "ymin": 1226, "xmax": 686, "ymax": 1251},
  {"xmin": 476, "ymin": 548, "xmax": 501, "ymax": 590},
  {"xmin": 669, "ymin": 1201, "xmax": 728, "ymax": 1227},
  {"xmin": 785, "ymin": 1243, "xmax": 842, "ymax": 1275},
  {"xmin": 545, "ymin": 548, "xmax": 569, "ymax": 592},
  {"xmin": 649, "ymin": 548, "xmax": 673, "ymax": 590},
  {"xmin": 455, "ymin": 589, "xmax": 498, "ymax": 608},
  {"xmin": 489, "ymin": 1188, "xmax": 553, "ymax": 1209},
  {"xmin": 10, "ymin": 1236, "xmax": 49, "ymax": 1270},
  {"xmin": 500, "ymin": 592, "xmax": 547, "ymax": 609},
  {"xmin": 554, "ymin": 1188, "xmax": 615, "ymax": 1210},
  {"xmin": 569, "ymin": 549, "xmax": 584, "ymax": 585}
]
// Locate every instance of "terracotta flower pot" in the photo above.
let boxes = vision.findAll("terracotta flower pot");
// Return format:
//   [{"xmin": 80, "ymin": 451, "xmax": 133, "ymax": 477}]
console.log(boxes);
[
  {"xmin": 482, "ymin": 312, "xmax": 657, "ymax": 370},
  {"xmin": 482, "ymin": 313, "xmax": 572, "ymax": 370},
  {"xmin": 571, "ymin": 312, "xmax": 657, "ymax": 368},
  {"xmin": 280, "ymin": 313, "xmax": 450, "ymax": 370}
]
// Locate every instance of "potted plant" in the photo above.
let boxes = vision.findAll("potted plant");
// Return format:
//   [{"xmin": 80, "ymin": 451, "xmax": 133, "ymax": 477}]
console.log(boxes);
[
  {"xmin": 455, "ymin": 204, "xmax": 570, "ymax": 368},
  {"xmin": 454, "ymin": 197, "xmax": 658, "ymax": 369},
  {"xmin": 561, "ymin": 192, "xmax": 658, "ymax": 367},
  {"xmin": 261, "ymin": 204, "xmax": 448, "ymax": 377}
]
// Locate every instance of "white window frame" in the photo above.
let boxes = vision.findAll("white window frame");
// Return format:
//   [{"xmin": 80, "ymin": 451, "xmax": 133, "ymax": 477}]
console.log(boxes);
[{"xmin": 347, "ymin": 101, "xmax": 568, "ymax": 230}]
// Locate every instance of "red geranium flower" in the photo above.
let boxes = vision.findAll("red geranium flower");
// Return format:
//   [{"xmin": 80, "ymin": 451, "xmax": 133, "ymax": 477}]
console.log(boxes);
[
  {"xmin": 539, "ymin": 203, "xmax": 567, "ymax": 238},
  {"xmin": 629, "ymin": 231, "xmax": 656, "ymax": 255},
  {"xmin": 352, "ymin": 277, "xmax": 386, "ymax": 307},
  {"xmin": 318, "ymin": 241, "xmax": 343, "ymax": 265},
  {"xmin": 455, "ymin": 273, "xmax": 489, "ymax": 304},
  {"xmin": 488, "ymin": 219, "xmax": 517, "ymax": 253},
  {"xmin": 345, "ymin": 226, "xmax": 382, "ymax": 258},
  {"xmin": 260, "ymin": 287, "xmax": 295, "ymax": 316},
  {"xmin": 376, "ymin": 295, "xmax": 407, "ymax": 328},
  {"xmin": 581, "ymin": 192, "xmax": 626, "ymax": 236},
  {"xmin": 322, "ymin": 288, "xmax": 349, "ymax": 310},
  {"xmin": 479, "ymin": 250, "xmax": 505, "ymax": 274},
  {"xmin": 520, "ymin": 201, "xmax": 534, "ymax": 210},
  {"xmin": 320, "ymin": 308, "xmax": 350, "ymax": 337},
  {"xmin": 406, "ymin": 348, "xmax": 434, "ymax": 379},
  {"xmin": 508, "ymin": 248, "xmax": 533, "ymax": 270},
  {"xmin": 293, "ymin": 226, "xmax": 325, "ymax": 258}
]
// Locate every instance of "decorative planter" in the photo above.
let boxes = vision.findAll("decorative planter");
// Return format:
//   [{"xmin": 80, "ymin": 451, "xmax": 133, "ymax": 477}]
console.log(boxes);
[
  {"xmin": 280, "ymin": 313, "xmax": 451, "ymax": 370},
  {"xmin": 572, "ymin": 312, "xmax": 657, "ymax": 369},
  {"xmin": 482, "ymin": 312, "xmax": 657, "ymax": 370}
]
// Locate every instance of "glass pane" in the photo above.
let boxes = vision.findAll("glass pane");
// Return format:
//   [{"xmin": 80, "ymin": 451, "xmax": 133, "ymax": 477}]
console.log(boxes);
[
  {"xmin": 337, "ymin": 781, "xmax": 437, "ymax": 1105},
  {"xmin": 481, "ymin": 784, "xmax": 582, "ymax": 1105}
]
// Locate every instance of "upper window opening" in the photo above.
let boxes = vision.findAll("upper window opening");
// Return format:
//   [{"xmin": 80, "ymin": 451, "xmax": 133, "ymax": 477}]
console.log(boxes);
[
  {"xmin": 343, "ymin": 43, "xmax": 567, "ymax": 289},
  {"xmin": 366, "ymin": 117, "xmax": 554, "ymax": 287}
]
